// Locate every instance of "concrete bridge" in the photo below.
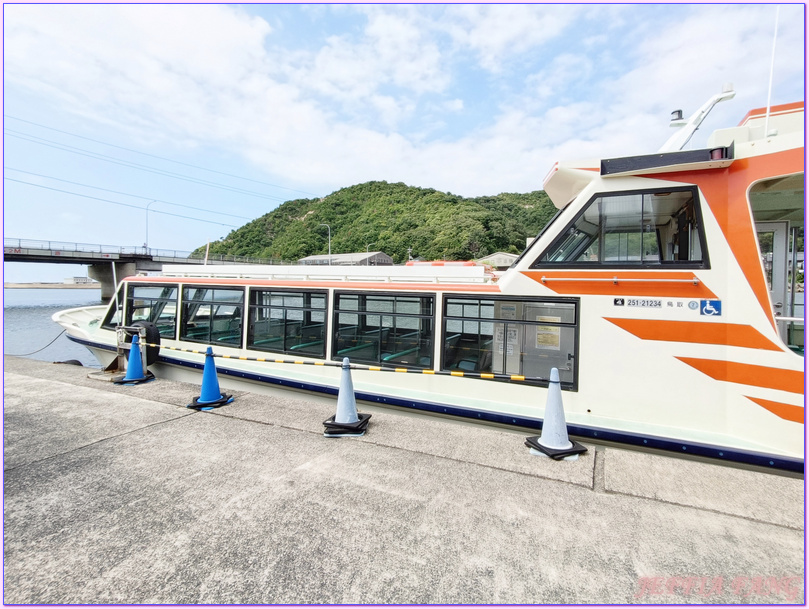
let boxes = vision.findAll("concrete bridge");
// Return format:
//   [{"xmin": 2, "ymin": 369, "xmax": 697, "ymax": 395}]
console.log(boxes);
[{"xmin": 3, "ymin": 238, "xmax": 280, "ymax": 299}]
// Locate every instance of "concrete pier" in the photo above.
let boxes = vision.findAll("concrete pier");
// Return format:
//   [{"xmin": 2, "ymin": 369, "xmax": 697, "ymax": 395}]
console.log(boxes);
[{"xmin": 3, "ymin": 356, "xmax": 804, "ymax": 604}]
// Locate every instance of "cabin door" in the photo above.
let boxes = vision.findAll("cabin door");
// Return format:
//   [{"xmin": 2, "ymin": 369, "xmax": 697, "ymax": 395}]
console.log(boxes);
[{"xmin": 756, "ymin": 222, "xmax": 790, "ymax": 339}]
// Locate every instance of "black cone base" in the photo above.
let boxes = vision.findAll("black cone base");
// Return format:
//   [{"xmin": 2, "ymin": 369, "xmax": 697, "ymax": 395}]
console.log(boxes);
[
  {"xmin": 323, "ymin": 413, "xmax": 372, "ymax": 437},
  {"xmin": 187, "ymin": 394, "xmax": 234, "ymax": 411},
  {"xmin": 112, "ymin": 370, "xmax": 156, "ymax": 385},
  {"xmin": 525, "ymin": 435, "xmax": 588, "ymax": 460}
]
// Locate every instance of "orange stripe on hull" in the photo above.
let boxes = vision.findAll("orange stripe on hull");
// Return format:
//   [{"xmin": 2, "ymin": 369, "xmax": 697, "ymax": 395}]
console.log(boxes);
[
  {"xmin": 737, "ymin": 101, "xmax": 804, "ymax": 126},
  {"xmin": 745, "ymin": 396, "xmax": 805, "ymax": 424},
  {"xmin": 522, "ymin": 271, "xmax": 717, "ymax": 299},
  {"xmin": 605, "ymin": 318, "xmax": 782, "ymax": 351},
  {"xmin": 653, "ymin": 147, "xmax": 804, "ymax": 330},
  {"xmin": 676, "ymin": 357, "xmax": 805, "ymax": 394}
]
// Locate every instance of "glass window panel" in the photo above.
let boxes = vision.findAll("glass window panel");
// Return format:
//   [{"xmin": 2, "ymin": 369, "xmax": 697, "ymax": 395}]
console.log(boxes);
[
  {"xmin": 284, "ymin": 293, "xmax": 304, "ymax": 307},
  {"xmin": 246, "ymin": 289, "xmax": 326, "ymax": 357},
  {"xmin": 287, "ymin": 309, "xmax": 304, "ymax": 321},
  {"xmin": 213, "ymin": 289, "xmax": 244, "ymax": 303},
  {"xmin": 132, "ymin": 286, "xmax": 177, "ymax": 299},
  {"xmin": 395, "ymin": 297, "xmax": 419, "ymax": 314},
  {"xmin": 446, "ymin": 302, "xmax": 463, "ymax": 317},
  {"xmin": 442, "ymin": 296, "xmax": 577, "ymax": 386},
  {"xmin": 535, "ymin": 189, "xmax": 705, "ymax": 267},
  {"xmin": 446, "ymin": 319, "xmax": 463, "ymax": 333},
  {"xmin": 333, "ymin": 292, "xmax": 434, "ymax": 367},
  {"xmin": 367, "ymin": 296, "xmax": 394, "ymax": 313},
  {"xmin": 338, "ymin": 295, "xmax": 360, "ymax": 311},
  {"xmin": 338, "ymin": 312, "xmax": 359, "ymax": 326}
]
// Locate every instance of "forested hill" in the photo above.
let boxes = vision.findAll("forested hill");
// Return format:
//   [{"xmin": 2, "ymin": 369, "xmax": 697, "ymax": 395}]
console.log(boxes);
[{"xmin": 195, "ymin": 181, "xmax": 558, "ymax": 264}]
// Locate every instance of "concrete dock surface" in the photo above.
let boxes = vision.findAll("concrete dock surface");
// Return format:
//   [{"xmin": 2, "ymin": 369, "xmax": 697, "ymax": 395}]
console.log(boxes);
[{"xmin": 3, "ymin": 356, "xmax": 804, "ymax": 604}]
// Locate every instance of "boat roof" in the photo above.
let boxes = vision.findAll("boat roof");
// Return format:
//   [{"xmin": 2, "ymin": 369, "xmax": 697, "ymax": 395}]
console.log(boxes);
[
  {"xmin": 543, "ymin": 101, "xmax": 805, "ymax": 209},
  {"xmin": 152, "ymin": 263, "xmax": 497, "ymax": 287}
]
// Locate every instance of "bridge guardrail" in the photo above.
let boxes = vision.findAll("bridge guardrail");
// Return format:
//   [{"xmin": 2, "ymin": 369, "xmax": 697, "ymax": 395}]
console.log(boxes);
[{"xmin": 4, "ymin": 238, "xmax": 283, "ymax": 265}]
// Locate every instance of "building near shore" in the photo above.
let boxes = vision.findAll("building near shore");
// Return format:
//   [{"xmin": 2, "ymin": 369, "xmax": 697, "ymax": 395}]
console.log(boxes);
[
  {"xmin": 298, "ymin": 251, "xmax": 393, "ymax": 266},
  {"xmin": 64, "ymin": 276, "xmax": 99, "ymax": 285},
  {"xmin": 475, "ymin": 252, "xmax": 518, "ymax": 270}
]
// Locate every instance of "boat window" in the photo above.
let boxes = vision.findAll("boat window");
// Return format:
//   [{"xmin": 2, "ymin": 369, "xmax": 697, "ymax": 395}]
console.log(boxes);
[
  {"xmin": 122, "ymin": 285, "xmax": 179, "ymax": 338},
  {"xmin": 532, "ymin": 188, "xmax": 708, "ymax": 268},
  {"xmin": 101, "ymin": 284, "xmax": 126, "ymax": 330},
  {"xmin": 180, "ymin": 287, "xmax": 245, "ymax": 347},
  {"xmin": 247, "ymin": 289, "xmax": 327, "ymax": 357},
  {"xmin": 333, "ymin": 292, "xmax": 434, "ymax": 368},
  {"xmin": 443, "ymin": 296, "xmax": 578, "ymax": 389}
]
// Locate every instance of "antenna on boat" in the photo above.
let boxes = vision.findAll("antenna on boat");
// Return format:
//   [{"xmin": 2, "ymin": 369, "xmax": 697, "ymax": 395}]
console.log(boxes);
[
  {"xmin": 658, "ymin": 84, "xmax": 736, "ymax": 152},
  {"xmin": 764, "ymin": 6, "xmax": 780, "ymax": 137}
]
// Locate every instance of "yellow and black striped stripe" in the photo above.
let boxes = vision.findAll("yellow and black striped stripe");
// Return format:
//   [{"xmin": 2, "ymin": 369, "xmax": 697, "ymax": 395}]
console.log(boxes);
[{"xmin": 141, "ymin": 342, "xmax": 533, "ymax": 383}]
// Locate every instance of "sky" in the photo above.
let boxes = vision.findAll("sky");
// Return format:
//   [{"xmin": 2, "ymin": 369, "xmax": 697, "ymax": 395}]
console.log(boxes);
[{"xmin": 2, "ymin": 3, "xmax": 805, "ymax": 282}]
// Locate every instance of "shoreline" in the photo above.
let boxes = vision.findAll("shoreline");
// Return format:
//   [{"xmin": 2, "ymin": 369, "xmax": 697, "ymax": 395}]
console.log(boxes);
[{"xmin": 4, "ymin": 283, "xmax": 101, "ymax": 289}]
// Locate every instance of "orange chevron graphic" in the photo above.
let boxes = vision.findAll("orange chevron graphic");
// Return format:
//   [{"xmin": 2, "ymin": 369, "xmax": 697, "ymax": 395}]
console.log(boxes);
[
  {"xmin": 605, "ymin": 319, "xmax": 783, "ymax": 351},
  {"xmin": 745, "ymin": 396, "xmax": 805, "ymax": 424},
  {"xmin": 676, "ymin": 357, "xmax": 804, "ymax": 395}
]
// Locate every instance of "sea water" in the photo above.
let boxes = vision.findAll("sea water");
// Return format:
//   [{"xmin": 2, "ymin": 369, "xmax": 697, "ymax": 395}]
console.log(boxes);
[{"xmin": 3, "ymin": 288, "xmax": 105, "ymax": 367}]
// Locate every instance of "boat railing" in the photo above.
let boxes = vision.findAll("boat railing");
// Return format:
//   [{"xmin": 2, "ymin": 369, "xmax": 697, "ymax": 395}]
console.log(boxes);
[
  {"xmin": 776, "ymin": 316, "xmax": 805, "ymax": 355},
  {"xmin": 3, "ymin": 238, "xmax": 284, "ymax": 264},
  {"xmin": 160, "ymin": 263, "xmax": 492, "ymax": 284},
  {"xmin": 540, "ymin": 276, "xmax": 701, "ymax": 285}
]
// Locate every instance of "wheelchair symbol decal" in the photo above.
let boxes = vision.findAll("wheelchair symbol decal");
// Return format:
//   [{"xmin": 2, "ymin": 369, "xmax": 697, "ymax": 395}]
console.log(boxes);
[{"xmin": 700, "ymin": 300, "xmax": 722, "ymax": 316}]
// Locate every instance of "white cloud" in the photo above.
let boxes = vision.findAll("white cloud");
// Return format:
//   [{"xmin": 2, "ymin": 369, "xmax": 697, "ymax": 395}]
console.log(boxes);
[
  {"xmin": 3, "ymin": 2, "xmax": 804, "ymax": 206},
  {"xmin": 525, "ymin": 53, "xmax": 595, "ymax": 105},
  {"xmin": 603, "ymin": 5, "xmax": 805, "ymax": 131},
  {"xmin": 442, "ymin": 4, "xmax": 584, "ymax": 72},
  {"xmin": 4, "ymin": 4, "xmax": 273, "ymax": 144}
]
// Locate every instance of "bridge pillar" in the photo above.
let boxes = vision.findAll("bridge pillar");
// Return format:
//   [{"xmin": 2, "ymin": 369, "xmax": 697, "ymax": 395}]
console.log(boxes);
[{"xmin": 88, "ymin": 262, "xmax": 138, "ymax": 300}]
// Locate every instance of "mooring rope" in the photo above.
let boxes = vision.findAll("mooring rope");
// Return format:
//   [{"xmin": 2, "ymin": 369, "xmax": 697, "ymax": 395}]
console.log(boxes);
[{"xmin": 5, "ymin": 329, "xmax": 67, "ymax": 357}]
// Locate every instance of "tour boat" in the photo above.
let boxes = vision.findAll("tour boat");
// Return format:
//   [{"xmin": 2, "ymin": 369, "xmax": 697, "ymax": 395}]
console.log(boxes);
[{"xmin": 54, "ymin": 93, "xmax": 805, "ymax": 472}]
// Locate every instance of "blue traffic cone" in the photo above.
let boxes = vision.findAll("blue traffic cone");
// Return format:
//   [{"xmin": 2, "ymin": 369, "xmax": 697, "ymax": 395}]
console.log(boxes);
[
  {"xmin": 525, "ymin": 368, "xmax": 587, "ymax": 460},
  {"xmin": 114, "ymin": 333, "xmax": 153, "ymax": 385},
  {"xmin": 323, "ymin": 357, "xmax": 371, "ymax": 437},
  {"xmin": 187, "ymin": 347, "xmax": 234, "ymax": 410}
]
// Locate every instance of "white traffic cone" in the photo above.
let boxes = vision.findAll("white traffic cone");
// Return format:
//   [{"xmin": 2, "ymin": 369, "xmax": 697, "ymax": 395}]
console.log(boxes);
[
  {"xmin": 525, "ymin": 368, "xmax": 587, "ymax": 460},
  {"xmin": 334, "ymin": 357, "xmax": 359, "ymax": 424},
  {"xmin": 323, "ymin": 357, "xmax": 371, "ymax": 437}
]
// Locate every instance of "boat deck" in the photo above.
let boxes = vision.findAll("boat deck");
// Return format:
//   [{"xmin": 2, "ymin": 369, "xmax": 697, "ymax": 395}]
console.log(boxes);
[{"xmin": 3, "ymin": 356, "xmax": 804, "ymax": 604}]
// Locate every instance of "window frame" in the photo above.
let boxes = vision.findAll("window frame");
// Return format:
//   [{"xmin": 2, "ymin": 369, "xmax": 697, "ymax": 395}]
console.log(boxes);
[
  {"xmin": 442, "ymin": 294, "xmax": 580, "ymax": 390},
  {"xmin": 101, "ymin": 284, "xmax": 126, "ymax": 330},
  {"xmin": 246, "ymin": 287, "xmax": 328, "ymax": 357},
  {"xmin": 331, "ymin": 290, "xmax": 436, "ymax": 368},
  {"xmin": 530, "ymin": 186, "xmax": 710, "ymax": 270},
  {"xmin": 123, "ymin": 283, "xmax": 180, "ymax": 339},
  {"xmin": 179, "ymin": 285, "xmax": 246, "ymax": 347}
]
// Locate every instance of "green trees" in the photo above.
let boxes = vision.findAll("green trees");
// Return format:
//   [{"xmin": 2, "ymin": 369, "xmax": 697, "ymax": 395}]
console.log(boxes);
[{"xmin": 194, "ymin": 181, "xmax": 557, "ymax": 263}]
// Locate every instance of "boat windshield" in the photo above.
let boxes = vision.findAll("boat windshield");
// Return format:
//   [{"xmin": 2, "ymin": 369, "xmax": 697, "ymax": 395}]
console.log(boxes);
[{"xmin": 532, "ymin": 187, "xmax": 708, "ymax": 268}]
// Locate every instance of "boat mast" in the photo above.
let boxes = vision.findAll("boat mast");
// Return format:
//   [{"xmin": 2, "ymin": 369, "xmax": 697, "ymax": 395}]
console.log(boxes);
[{"xmin": 658, "ymin": 85, "xmax": 736, "ymax": 152}]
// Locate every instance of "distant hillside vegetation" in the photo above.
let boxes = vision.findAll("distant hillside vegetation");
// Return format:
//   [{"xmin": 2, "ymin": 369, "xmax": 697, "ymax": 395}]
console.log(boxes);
[{"xmin": 194, "ymin": 181, "xmax": 557, "ymax": 264}]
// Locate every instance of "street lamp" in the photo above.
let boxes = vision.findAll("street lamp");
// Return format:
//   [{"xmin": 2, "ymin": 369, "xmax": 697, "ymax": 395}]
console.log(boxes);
[
  {"xmin": 145, "ymin": 200, "xmax": 157, "ymax": 253},
  {"xmin": 319, "ymin": 223, "xmax": 331, "ymax": 265},
  {"xmin": 366, "ymin": 242, "xmax": 375, "ymax": 266}
]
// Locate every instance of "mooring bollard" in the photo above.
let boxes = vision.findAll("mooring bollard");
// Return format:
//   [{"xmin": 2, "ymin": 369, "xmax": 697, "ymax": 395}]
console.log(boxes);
[{"xmin": 113, "ymin": 333, "xmax": 154, "ymax": 385}]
